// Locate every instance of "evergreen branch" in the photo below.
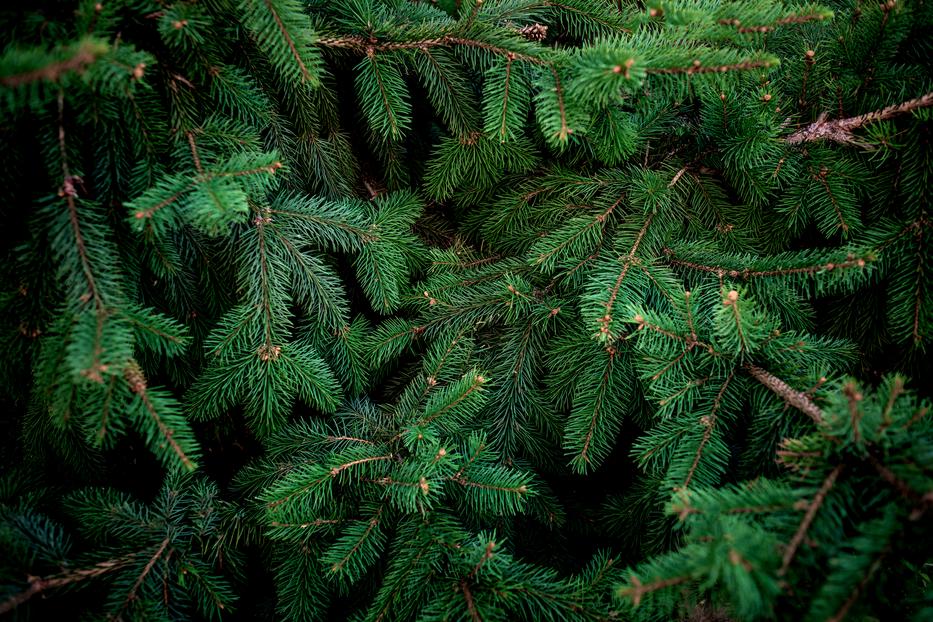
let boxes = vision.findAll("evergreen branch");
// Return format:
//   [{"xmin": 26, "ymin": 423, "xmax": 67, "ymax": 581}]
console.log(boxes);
[
  {"xmin": 270, "ymin": 519, "xmax": 341, "ymax": 528},
  {"xmin": 371, "ymin": 546, "xmax": 430, "ymax": 622},
  {"xmin": 827, "ymin": 548, "xmax": 888, "ymax": 622},
  {"xmin": 265, "ymin": 0, "xmax": 314, "ymax": 83},
  {"xmin": 330, "ymin": 455, "xmax": 394, "ymax": 477},
  {"xmin": 545, "ymin": 1, "xmax": 631, "ymax": 33},
  {"xmin": 548, "ymin": 66, "xmax": 571, "ymax": 142},
  {"xmin": 717, "ymin": 10, "xmax": 830, "ymax": 34},
  {"xmin": 646, "ymin": 59, "xmax": 773, "ymax": 75},
  {"xmin": 617, "ymin": 575, "xmax": 690, "ymax": 607},
  {"xmin": 268, "ymin": 208, "xmax": 374, "ymax": 240},
  {"xmin": 116, "ymin": 537, "xmax": 171, "ymax": 615},
  {"xmin": 329, "ymin": 507, "xmax": 384, "ymax": 573},
  {"xmin": 186, "ymin": 131, "xmax": 204, "ymax": 174},
  {"xmin": 534, "ymin": 195, "xmax": 620, "ymax": 267},
  {"xmin": 449, "ymin": 476, "xmax": 529, "ymax": 496},
  {"xmin": 265, "ymin": 473, "xmax": 331, "ymax": 509},
  {"xmin": 58, "ymin": 92, "xmax": 101, "ymax": 309},
  {"xmin": 811, "ymin": 166, "xmax": 849, "ymax": 234},
  {"xmin": 578, "ymin": 351, "xmax": 614, "ymax": 467},
  {"xmin": 498, "ymin": 55, "xmax": 514, "ymax": 141},
  {"xmin": 864, "ymin": 451, "xmax": 932, "ymax": 519},
  {"xmin": 132, "ymin": 161, "xmax": 282, "ymax": 220},
  {"xmin": 785, "ymin": 92, "xmax": 933, "ymax": 145},
  {"xmin": 460, "ymin": 579, "xmax": 482, "ymax": 622},
  {"xmin": 0, "ymin": 39, "xmax": 104, "ymax": 87},
  {"xmin": 327, "ymin": 435, "xmax": 374, "ymax": 445},
  {"xmin": 125, "ymin": 362, "xmax": 196, "ymax": 470},
  {"xmin": 415, "ymin": 374, "xmax": 487, "ymax": 428},
  {"xmin": 681, "ymin": 370, "xmax": 734, "ymax": 490},
  {"xmin": 0, "ymin": 557, "xmax": 135, "ymax": 615},
  {"xmin": 469, "ymin": 540, "xmax": 496, "ymax": 579},
  {"xmin": 317, "ymin": 35, "xmax": 548, "ymax": 65},
  {"xmin": 598, "ymin": 211, "xmax": 654, "ymax": 337},
  {"xmin": 662, "ymin": 248, "xmax": 869, "ymax": 280},
  {"xmin": 747, "ymin": 365, "xmax": 824, "ymax": 423},
  {"xmin": 255, "ymin": 221, "xmax": 275, "ymax": 349},
  {"xmin": 779, "ymin": 464, "xmax": 843, "ymax": 576}
]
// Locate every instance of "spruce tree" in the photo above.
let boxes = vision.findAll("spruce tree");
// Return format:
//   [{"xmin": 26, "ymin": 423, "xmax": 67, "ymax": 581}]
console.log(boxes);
[{"xmin": 0, "ymin": 1, "xmax": 931, "ymax": 620}]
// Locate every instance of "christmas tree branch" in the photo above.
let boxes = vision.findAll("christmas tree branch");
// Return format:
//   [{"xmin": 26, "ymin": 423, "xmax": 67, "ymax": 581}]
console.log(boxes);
[
  {"xmin": 125, "ymin": 362, "xmax": 196, "ymax": 471},
  {"xmin": 317, "ymin": 35, "xmax": 547, "ymax": 65},
  {"xmin": 746, "ymin": 365, "xmax": 824, "ymax": 423},
  {"xmin": 785, "ymin": 92, "xmax": 933, "ymax": 145},
  {"xmin": 617, "ymin": 575, "xmax": 691, "ymax": 607},
  {"xmin": 0, "ymin": 40, "xmax": 103, "ymax": 87},
  {"xmin": 0, "ymin": 557, "xmax": 135, "ymax": 615},
  {"xmin": 717, "ymin": 9, "xmax": 829, "ymax": 34},
  {"xmin": 779, "ymin": 464, "xmax": 843, "ymax": 576},
  {"xmin": 662, "ymin": 248, "xmax": 869, "ymax": 280},
  {"xmin": 647, "ymin": 58, "xmax": 773, "ymax": 75},
  {"xmin": 680, "ymin": 370, "xmax": 734, "ymax": 490}
]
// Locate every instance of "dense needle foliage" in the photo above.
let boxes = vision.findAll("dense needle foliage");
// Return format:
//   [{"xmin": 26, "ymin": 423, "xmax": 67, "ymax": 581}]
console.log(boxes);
[{"xmin": 0, "ymin": 0, "xmax": 931, "ymax": 620}]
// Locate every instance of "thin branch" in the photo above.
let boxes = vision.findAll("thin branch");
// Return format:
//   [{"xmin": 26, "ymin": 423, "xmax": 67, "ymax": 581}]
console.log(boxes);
[
  {"xmin": 785, "ymin": 92, "xmax": 933, "ymax": 145},
  {"xmin": 0, "ymin": 557, "xmax": 134, "ymax": 615},
  {"xmin": 116, "ymin": 537, "xmax": 171, "ymax": 614},
  {"xmin": 1, "ymin": 41, "xmax": 101, "ymax": 87},
  {"xmin": 618, "ymin": 575, "xmax": 691, "ymax": 607},
  {"xmin": 747, "ymin": 365, "xmax": 824, "ymax": 423},
  {"xmin": 779, "ymin": 464, "xmax": 843, "ymax": 576}
]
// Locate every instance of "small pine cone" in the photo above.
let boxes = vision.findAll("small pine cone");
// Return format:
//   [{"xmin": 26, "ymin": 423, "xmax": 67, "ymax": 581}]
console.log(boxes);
[{"xmin": 517, "ymin": 23, "xmax": 548, "ymax": 41}]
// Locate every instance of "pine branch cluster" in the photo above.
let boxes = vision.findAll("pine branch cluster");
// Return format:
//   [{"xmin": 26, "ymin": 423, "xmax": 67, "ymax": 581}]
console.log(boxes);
[{"xmin": 0, "ymin": 1, "xmax": 931, "ymax": 621}]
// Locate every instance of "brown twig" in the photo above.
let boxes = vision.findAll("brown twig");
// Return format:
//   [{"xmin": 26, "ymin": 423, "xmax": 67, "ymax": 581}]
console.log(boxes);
[
  {"xmin": 747, "ymin": 365, "xmax": 824, "ymax": 423},
  {"xmin": 785, "ymin": 92, "xmax": 933, "ymax": 145}
]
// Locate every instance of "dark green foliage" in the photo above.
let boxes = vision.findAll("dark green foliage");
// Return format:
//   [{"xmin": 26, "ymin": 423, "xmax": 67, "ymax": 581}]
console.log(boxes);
[{"xmin": 0, "ymin": 1, "xmax": 931, "ymax": 621}]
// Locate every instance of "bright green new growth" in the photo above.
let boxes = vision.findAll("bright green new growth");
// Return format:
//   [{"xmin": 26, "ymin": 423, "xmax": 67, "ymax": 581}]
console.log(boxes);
[{"xmin": 0, "ymin": 0, "xmax": 931, "ymax": 621}]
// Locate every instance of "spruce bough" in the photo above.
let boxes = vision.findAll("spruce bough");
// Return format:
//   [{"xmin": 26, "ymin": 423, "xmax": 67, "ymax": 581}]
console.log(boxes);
[{"xmin": 0, "ymin": 1, "xmax": 930, "ymax": 620}]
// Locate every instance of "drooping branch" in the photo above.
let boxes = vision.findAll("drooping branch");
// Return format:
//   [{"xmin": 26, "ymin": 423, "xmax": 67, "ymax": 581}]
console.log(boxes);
[{"xmin": 785, "ymin": 92, "xmax": 933, "ymax": 145}]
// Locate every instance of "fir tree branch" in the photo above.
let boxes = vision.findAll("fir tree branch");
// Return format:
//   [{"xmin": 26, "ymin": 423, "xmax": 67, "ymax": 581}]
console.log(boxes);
[
  {"xmin": 116, "ymin": 537, "xmax": 171, "ymax": 615},
  {"xmin": 330, "ymin": 455, "xmax": 394, "ymax": 477},
  {"xmin": 826, "ymin": 547, "xmax": 888, "ymax": 622},
  {"xmin": 717, "ymin": 10, "xmax": 829, "ymax": 34},
  {"xmin": 746, "ymin": 365, "xmax": 824, "ymax": 423},
  {"xmin": 0, "ymin": 557, "xmax": 135, "ymax": 615},
  {"xmin": 58, "ymin": 92, "xmax": 101, "ymax": 309},
  {"xmin": 125, "ymin": 362, "xmax": 196, "ymax": 471},
  {"xmin": 662, "ymin": 248, "xmax": 869, "ymax": 280},
  {"xmin": 264, "ymin": 0, "xmax": 314, "ymax": 83},
  {"xmin": 578, "ymin": 350, "xmax": 615, "ymax": 467},
  {"xmin": 329, "ymin": 507, "xmax": 384, "ymax": 574},
  {"xmin": 460, "ymin": 579, "xmax": 482, "ymax": 622},
  {"xmin": 469, "ymin": 540, "xmax": 496, "ymax": 579},
  {"xmin": 317, "ymin": 35, "xmax": 548, "ymax": 65},
  {"xmin": 680, "ymin": 370, "xmax": 734, "ymax": 490},
  {"xmin": 598, "ymin": 211, "xmax": 654, "ymax": 337},
  {"xmin": 646, "ymin": 59, "xmax": 773, "ymax": 75},
  {"xmin": 0, "ymin": 40, "xmax": 103, "ymax": 87},
  {"xmin": 617, "ymin": 575, "xmax": 691, "ymax": 607},
  {"xmin": 785, "ymin": 92, "xmax": 933, "ymax": 145},
  {"xmin": 779, "ymin": 464, "xmax": 843, "ymax": 576}
]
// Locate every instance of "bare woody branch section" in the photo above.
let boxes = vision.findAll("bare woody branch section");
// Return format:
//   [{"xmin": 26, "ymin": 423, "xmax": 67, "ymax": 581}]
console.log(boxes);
[{"xmin": 785, "ymin": 91, "xmax": 933, "ymax": 145}]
